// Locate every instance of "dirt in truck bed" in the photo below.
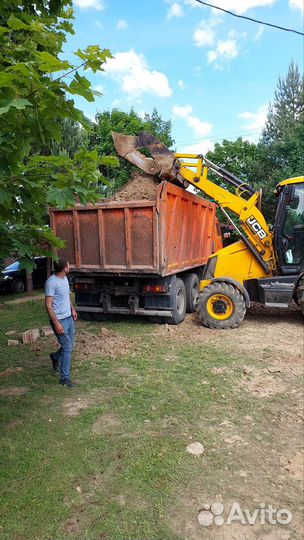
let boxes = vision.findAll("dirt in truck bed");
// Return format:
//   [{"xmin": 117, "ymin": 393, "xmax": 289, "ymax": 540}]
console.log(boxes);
[{"xmin": 109, "ymin": 170, "xmax": 160, "ymax": 201}]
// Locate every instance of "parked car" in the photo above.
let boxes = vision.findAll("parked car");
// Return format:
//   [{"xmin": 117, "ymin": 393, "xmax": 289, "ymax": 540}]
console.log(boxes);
[{"xmin": 0, "ymin": 257, "xmax": 48, "ymax": 294}]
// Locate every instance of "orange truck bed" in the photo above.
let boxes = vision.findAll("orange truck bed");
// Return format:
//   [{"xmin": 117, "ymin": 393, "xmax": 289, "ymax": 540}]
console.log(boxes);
[{"xmin": 50, "ymin": 181, "xmax": 222, "ymax": 276}]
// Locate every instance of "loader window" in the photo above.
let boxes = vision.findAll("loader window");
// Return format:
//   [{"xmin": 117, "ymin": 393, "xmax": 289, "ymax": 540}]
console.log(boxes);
[{"xmin": 282, "ymin": 184, "xmax": 304, "ymax": 265}]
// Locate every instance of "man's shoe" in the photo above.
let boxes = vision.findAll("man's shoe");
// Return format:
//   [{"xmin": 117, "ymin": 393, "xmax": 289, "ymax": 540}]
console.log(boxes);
[
  {"xmin": 59, "ymin": 379, "xmax": 77, "ymax": 388},
  {"xmin": 50, "ymin": 353, "xmax": 59, "ymax": 372}
]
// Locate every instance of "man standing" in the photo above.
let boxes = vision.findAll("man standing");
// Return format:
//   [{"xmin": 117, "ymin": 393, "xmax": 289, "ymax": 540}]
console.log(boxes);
[{"xmin": 45, "ymin": 258, "xmax": 78, "ymax": 387}]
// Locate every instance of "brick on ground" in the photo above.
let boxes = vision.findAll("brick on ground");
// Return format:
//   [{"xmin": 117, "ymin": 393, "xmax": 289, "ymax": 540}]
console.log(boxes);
[
  {"xmin": 7, "ymin": 339, "xmax": 20, "ymax": 347},
  {"xmin": 22, "ymin": 329, "xmax": 40, "ymax": 344},
  {"xmin": 40, "ymin": 326, "xmax": 53, "ymax": 337}
]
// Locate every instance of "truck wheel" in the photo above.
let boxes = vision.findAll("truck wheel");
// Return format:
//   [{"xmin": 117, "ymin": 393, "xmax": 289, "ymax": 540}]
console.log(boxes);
[
  {"xmin": 197, "ymin": 282, "xmax": 246, "ymax": 329},
  {"xmin": 167, "ymin": 278, "xmax": 186, "ymax": 325},
  {"xmin": 184, "ymin": 273, "xmax": 199, "ymax": 313},
  {"xmin": 296, "ymin": 277, "xmax": 304, "ymax": 316},
  {"xmin": 78, "ymin": 311, "xmax": 93, "ymax": 321},
  {"xmin": 11, "ymin": 278, "xmax": 25, "ymax": 293}
]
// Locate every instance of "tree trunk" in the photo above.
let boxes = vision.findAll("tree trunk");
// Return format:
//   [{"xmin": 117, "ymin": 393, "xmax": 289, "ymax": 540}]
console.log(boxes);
[{"xmin": 25, "ymin": 270, "xmax": 33, "ymax": 293}]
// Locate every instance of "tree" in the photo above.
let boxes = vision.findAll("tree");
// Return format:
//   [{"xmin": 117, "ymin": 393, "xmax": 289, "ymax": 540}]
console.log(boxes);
[
  {"xmin": 0, "ymin": 0, "xmax": 113, "ymax": 267},
  {"xmin": 89, "ymin": 107, "xmax": 174, "ymax": 195},
  {"xmin": 262, "ymin": 61, "xmax": 304, "ymax": 144},
  {"xmin": 48, "ymin": 119, "xmax": 89, "ymax": 159}
]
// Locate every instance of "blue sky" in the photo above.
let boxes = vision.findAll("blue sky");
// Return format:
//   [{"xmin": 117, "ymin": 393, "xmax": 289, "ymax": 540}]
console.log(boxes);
[{"xmin": 66, "ymin": 0, "xmax": 303, "ymax": 153}]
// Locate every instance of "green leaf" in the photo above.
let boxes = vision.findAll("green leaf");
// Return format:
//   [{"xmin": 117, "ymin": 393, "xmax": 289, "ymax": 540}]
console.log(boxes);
[
  {"xmin": 0, "ymin": 72, "xmax": 16, "ymax": 88},
  {"xmin": 0, "ymin": 97, "xmax": 31, "ymax": 115},
  {"xmin": 8, "ymin": 15, "xmax": 31, "ymax": 31},
  {"xmin": 37, "ymin": 51, "xmax": 71, "ymax": 73},
  {"xmin": 0, "ymin": 26, "xmax": 8, "ymax": 35},
  {"xmin": 68, "ymin": 72, "xmax": 94, "ymax": 102}
]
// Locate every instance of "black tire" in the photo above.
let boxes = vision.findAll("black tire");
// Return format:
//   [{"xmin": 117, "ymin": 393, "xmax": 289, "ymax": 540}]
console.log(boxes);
[
  {"xmin": 78, "ymin": 311, "xmax": 93, "ymax": 321},
  {"xmin": 296, "ymin": 277, "xmax": 304, "ymax": 316},
  {"xmin": 167, "ymin": 277, "xmax": 186, "ymax": 325},
  {"xmin": 184, "ymin": 273, "xmax": 199, "ymax": 313},
  {"xmin": 91, "ymin": 312, "xmax": 106, "ymax": 322},
  {"xmin": 11, "ymin": 279, "xmax": 25, "ymax": 293},
  {"xmin": 197, "ymin": 281, "xmax": 246, "ymax": 329}
]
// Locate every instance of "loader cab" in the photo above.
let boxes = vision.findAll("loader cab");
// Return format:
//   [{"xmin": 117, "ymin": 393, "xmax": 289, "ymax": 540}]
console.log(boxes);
[{"xmin": 273, "ymin": 178, "xmax": 304, "ymax": 275}]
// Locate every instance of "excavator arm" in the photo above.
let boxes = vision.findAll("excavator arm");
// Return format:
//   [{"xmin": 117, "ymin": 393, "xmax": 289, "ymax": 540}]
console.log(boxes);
[{"xmin": 112, "ymin": 131, "xmax": 276, "ymax": 274}]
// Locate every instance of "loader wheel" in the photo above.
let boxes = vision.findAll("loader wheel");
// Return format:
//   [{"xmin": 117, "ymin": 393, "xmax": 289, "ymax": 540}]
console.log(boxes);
[
  {"xmin": 184, "ymin": 273, "xmax": 199, "ymax": 313},
  {"xmin": 197, "ymin": 282, "xmax": 246, "ymax": 329},
  {"xmin": 296, "ymin": 278, "xmax": 304, "ymax": 316}
]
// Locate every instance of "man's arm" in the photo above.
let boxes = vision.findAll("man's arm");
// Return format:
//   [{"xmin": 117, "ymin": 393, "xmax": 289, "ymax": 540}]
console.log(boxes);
[
  {"xmin": 70, "ymin": 296, "xmax": 78, "ymax": 321},
  {"xmin": 45, "ymin": 297, "xmax": 64, "ymax": 334}
]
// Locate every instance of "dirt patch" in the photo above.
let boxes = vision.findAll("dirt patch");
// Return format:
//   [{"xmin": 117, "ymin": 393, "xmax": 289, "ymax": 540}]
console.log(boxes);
[
  {"xmin": 63, "ymin": 388, "xmax": 123, "ymax": 417},
  {"xmin": 76, "ymin": 328, "xmax": 130, "ymax": 360},
  {"xmin": 0, "ymin": 367, "xmax": 23, "ymax": 378},
  {"xmin": 109, "ymin": 170, "xmax": 159, "ymax": 201},
  {"xmin": 281, "ymin": 451, "xmax": 304, "ymax": 487},
  {"xmin": 92, "ymin": 412, "xmax": 121, "ymax": 434},
  {"xmin": 0, "ymin": 386, "xmax": 28, "ymax": 397},
  {"xmin": 242, "ymin": 368, "xmax": 286, "ymax": 397}
]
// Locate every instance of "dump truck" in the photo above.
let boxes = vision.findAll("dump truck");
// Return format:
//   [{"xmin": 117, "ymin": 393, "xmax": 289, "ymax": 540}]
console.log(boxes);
[
  {"xmin": 112, "ymin": 131, "xmax": 304, "ymax": 329},
  {"xmin": 50, "ymin": 177, "xmax": 222, "ymax": 324}
]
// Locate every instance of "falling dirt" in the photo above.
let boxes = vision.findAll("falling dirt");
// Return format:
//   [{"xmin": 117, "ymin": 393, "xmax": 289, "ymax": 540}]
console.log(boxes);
[
  {"xmin": 109, "ymin": 170, "xmax": 160, "ymax": 201},
  {"xmin": 75, "ymin": 327, "xmax": 130, "ymax": 360},
  {"xmin": 0, "ymin": 387, "xmax": 28, "ymax": 397}
]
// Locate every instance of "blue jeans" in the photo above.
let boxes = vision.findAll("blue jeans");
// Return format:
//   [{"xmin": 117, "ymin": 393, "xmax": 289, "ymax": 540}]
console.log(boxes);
[{"xmin": 51, "ymin": 316, "xmax": 75, "ymax": 381}]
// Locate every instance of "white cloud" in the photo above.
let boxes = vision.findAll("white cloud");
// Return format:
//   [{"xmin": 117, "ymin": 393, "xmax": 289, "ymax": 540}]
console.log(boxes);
[
  {"xmin": 178, "ymin": 79, "xmax": 185, "ymax": 89},
  {"xmin": 117, "ymin": 19, "xmax": 128, "ymax": 29},
  {"xmin": 289, "ymin": 0, "xmax": 304, "ymax": 12},
  {"xmin": 193, "ymin": 24, "xmax": 216, "ymax": 47},
  {"xmin": 94, "ymin": 84, "xmax": 105, "ymax": 94},
  {"xmin": 181, "ymin": 140, "xmax": 215, "ymax": 155},
  {"xmin": 238, "ymin": 104, "xmax": 268, "ymax": 130},
  {"xmin": 173, "ymin": 104, "xmax": 213, "ymax": 137},
  {"xmin": 167, "ymin": 1, "xmax": 184, "ymax": 18},
  {"xmin": 209, "ymin": 0, "xmax": 276, "ymax": 14},
  {"xmin": 104, "ymin": 50, "xmax": 172, "ymax": 98},
  {"xmin": 207, "ymin": 38, "xmax": 239, "ymax": 65},
  {"xmin": 74, "ymin": 0, "xmax": 105, "ymax": 10},
  {"xmin": 254, "ymin": 25, "xmax": 264, "ymax": 41}
]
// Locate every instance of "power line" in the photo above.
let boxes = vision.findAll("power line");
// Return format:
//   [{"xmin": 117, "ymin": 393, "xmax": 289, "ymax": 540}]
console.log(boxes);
[{"xmin": 193, "ymin": 0, "xmax": 304, "ymax": 36}]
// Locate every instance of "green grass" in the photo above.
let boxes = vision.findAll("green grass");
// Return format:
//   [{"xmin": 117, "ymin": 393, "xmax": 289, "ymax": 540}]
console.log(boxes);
[{"xmin": 0, "ymin": 301, "xmax": 302, "ymax": 539}]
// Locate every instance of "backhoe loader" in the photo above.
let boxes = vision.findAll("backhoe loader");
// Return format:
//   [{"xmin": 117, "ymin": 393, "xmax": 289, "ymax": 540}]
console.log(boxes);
[{"xmin": 112, "ymin": 131, "xmax": 304, "ymax": 329}]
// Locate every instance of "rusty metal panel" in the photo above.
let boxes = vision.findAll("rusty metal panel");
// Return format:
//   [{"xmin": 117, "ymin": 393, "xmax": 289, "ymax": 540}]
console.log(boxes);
[
  {"xmin": 49, "ymin": 181, "xmax": 220, "ymax": 275},
  {"xmin": 52, "ymin": 211, "xmax": 76, "ymax": 265},
  {"xmin": 160, "ymin": 182, "xmax": 217, "ymax": 274}
]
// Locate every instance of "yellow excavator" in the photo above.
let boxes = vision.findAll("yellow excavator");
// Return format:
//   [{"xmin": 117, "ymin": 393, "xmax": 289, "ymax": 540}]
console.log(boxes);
[{"xmin": 112, "ymin": 131, "xmax": 304, "ymax": 329}]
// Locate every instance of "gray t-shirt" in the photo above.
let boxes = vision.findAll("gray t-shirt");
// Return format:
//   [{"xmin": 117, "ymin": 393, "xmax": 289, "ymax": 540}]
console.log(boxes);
[{"xmin": 45, "ymin": 275, "xmax": 71, "ymax": 320}]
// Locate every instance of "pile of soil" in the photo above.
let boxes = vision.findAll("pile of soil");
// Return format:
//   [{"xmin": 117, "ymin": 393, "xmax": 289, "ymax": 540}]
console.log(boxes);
[
  {"xmin": 75, "ymin": 328, "xmax": 130, "ymax": 360},
  {"xmin": 110, "ymin": 171, "xmax": 160, "ymax": 201}
]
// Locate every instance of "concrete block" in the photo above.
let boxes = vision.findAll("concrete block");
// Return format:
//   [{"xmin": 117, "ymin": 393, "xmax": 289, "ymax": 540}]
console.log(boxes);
[
  {"xmin": 7, "ymin": 339, "xmax": 20, "ymax": 347},
  {"xmin": 40, "ymin": 326, "xmax": 54, "ymax": 337},
  {"xmin": 22, "ymin": 328, "xmax": 40, "ymax": 344}
]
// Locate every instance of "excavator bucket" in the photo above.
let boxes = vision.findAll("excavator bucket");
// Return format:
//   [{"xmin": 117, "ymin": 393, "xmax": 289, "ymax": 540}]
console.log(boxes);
[{"xmin": 112, "ymin": 131, "xmax": 178, "ymax": 181}]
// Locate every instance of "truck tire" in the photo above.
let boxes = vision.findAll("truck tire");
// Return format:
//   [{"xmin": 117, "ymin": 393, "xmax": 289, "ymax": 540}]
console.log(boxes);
[
  {"xmin": 78, "ymin": 311, "xmax": 93, "ymax": 321},
  {"xmin": 11, "ymin": 278, "xmax": 25, "ymax": 293},
  {"xmin": 296, "ymin": 277, "xmax": 304, "ymax": 316},
  {"xmin": 197, "ymin": 281, "xmax": 246, "ymax": 329},
  {"xmin": 184, "ymin": 273, "xmax": 199, "ymax": 313},
  {"xmin": 167, "ymin": 277, "xmax": 186, "ymax": 325}
]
